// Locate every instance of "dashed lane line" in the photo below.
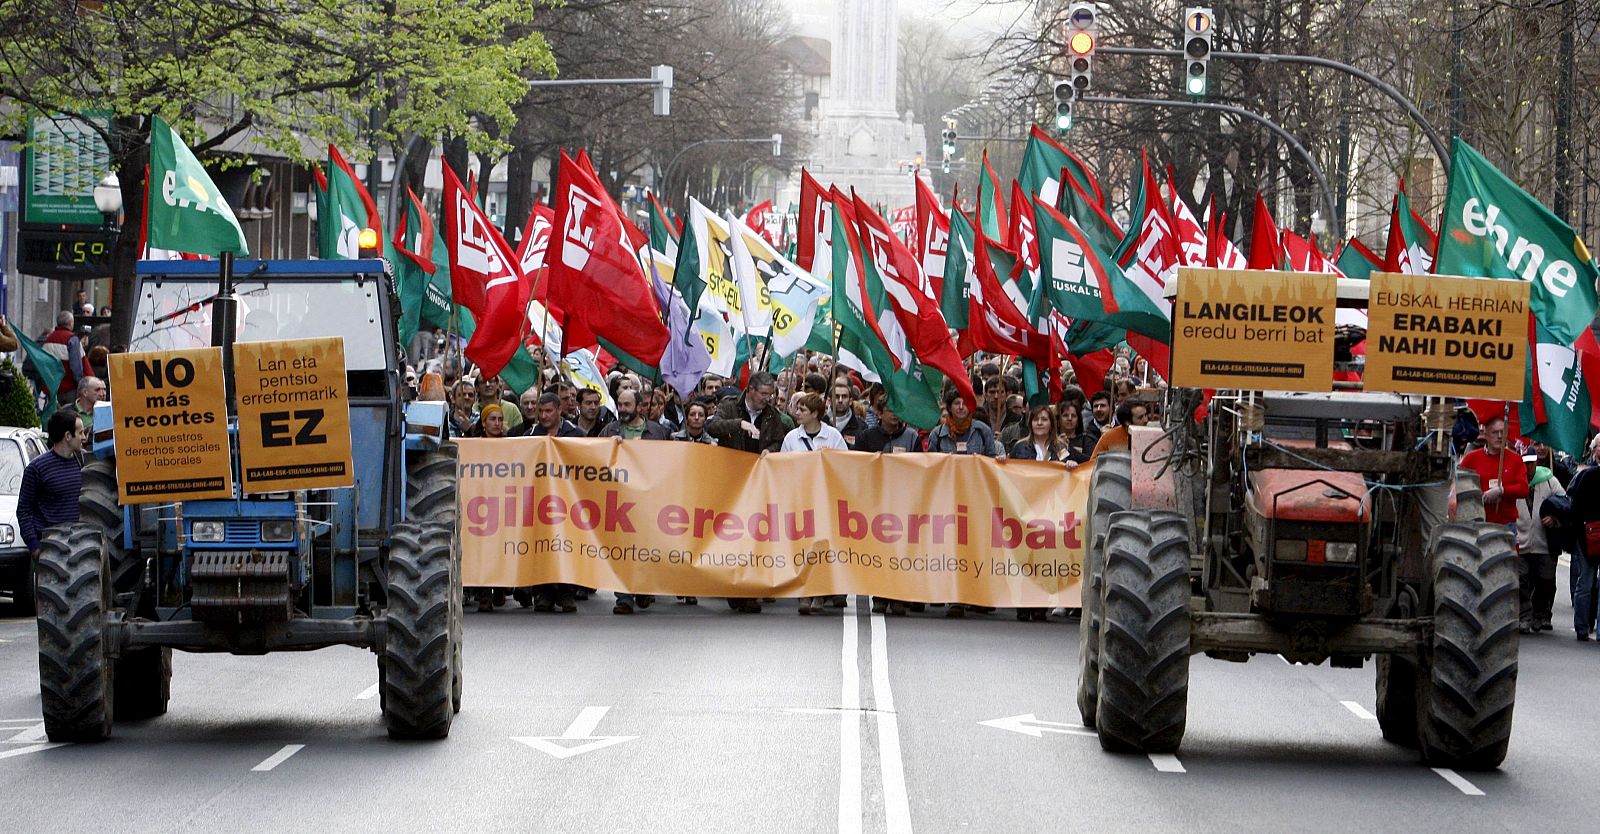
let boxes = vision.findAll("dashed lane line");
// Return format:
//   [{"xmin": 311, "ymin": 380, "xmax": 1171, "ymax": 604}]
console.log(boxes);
[
  {"xmin": 251, "ymin": 744, "xmax": 305, "ymax": 772},
  {"xmin": 839, "ymin": 597, "xmax": 862, "ymax": 834},
  {"xmin": 870, "ymin": 610, "xmax": 913, "ymax": 834},
  {"xmin": 0, "ymin": 743, "xmax": 65, "ymax": 760},
  {"xmin": 355, "ymin": 683, "xmax": 379, "ymax": 700}
]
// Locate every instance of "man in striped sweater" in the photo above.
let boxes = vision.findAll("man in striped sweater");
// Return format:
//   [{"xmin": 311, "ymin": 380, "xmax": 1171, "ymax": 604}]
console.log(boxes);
[{"xmin": 19, "ymin": 410, "xmax": 85, "ymax": 555}]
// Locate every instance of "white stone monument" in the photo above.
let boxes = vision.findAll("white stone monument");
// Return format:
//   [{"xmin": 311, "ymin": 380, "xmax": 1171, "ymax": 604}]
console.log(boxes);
[{"xmin": 780, "ymin": 0, "xmax": 928, "ymax": 212}]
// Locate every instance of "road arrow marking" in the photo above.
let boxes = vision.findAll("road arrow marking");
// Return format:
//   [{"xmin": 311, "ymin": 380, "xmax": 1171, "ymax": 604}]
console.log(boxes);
[
  {"xmin": 0, "ymin": 743, "xmax": 66, "ymax": 760},
  {"xmin": 1432, "ymin": 768, "xmax": 1485, "ymax": 796},
  {"xmin": 978, "ymin": 713, "xmax": 1097, "ymax": 738},
  {"xmin": 1340, "ymin": 700, "xmax": 1377, "ymax": 721},
  {"xmin": 1149, "ymin": 754, "xmax": 1185, "ymax": 773},
  {"xmin": 355, "ymin": 683, "xmax": 379, "ymax": 700},
  {"xmin": 4, "ymin": 723, "xmax": 45, "ymax": 744},
  {"xmin": 512, "ymin": 706, "xmax": 637, "ymax": 760}
]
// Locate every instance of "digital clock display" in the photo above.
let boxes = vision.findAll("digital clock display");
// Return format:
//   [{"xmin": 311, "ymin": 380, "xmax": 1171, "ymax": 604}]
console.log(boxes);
[{"xmin": 17, "ymin": 228, "xmax": 116, "ymax": 279}]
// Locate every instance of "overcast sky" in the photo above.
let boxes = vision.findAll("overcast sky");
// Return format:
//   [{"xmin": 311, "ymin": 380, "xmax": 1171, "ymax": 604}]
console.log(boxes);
[{"xmin": 784, "ymin": 0, "xmax": 1032, "ymax": 43}]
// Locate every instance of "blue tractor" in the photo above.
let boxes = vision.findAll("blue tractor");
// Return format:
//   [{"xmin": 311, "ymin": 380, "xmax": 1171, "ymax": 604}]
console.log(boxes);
[{"xmin": 34, "ymin": 257, "xmax": 463, "ymax": 740}]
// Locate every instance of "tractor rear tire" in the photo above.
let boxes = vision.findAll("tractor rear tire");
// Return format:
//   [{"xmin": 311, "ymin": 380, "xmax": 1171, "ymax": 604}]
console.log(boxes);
[
  {"xmin": 1078, "ymin": 452, "xmax": 1131, "ymax": 728},
  {"xmin": 35, "ymin": 523, "xmax": 113, "ymax": 742},
  {"xmin": 381, "ymin": 522, "xmax": 455, "ymax": 739},
  {"xmin": 450, "ymin": 553, "xmax": 464, "ymax": 714},
  {"xmin": 1375, "ymin": 653, "xmax": 1419, "ymax": 747},
  {"xmin": 1418, "ymin": 523, "xmax": 1519, "ymax": 770},
  {"xmin": 1096, "ymin": 510, "xmax": 1191, "ymax": 754},
  {"xmin": 114, "ymin": 648, "xmax": 171, "ymax": 720}
]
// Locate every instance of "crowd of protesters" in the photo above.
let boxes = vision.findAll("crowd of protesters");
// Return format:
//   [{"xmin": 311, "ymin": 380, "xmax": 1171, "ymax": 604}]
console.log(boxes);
[{"xmin": 411, "ymin": 329, "xmax": 1168, "ymax": 622}]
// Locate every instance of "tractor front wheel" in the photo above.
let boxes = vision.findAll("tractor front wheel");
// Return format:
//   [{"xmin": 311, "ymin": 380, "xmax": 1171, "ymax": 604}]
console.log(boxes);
[
  {"xmin": 1078, "ymin": 451, "xmax": 1131, "ymax": 728},
  {"xmin": 1095, "ymin": 510, "xmax": 1191, "ymax": 754},
  {"xmin": 381, "ymin": 522, "xmax": 455, "ymax": 739},
  {"xmin": 35, "ymin": 523, "xmax": 114, "ymax": 742}
]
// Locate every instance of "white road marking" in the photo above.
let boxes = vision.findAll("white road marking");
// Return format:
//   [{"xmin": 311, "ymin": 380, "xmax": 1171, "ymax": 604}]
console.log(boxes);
[
  {"xmin": 354, "ymin": 683, "xmax": 379, "ymax": 700},
  {"xmin": 870, "ymin": 611, "xmax": 913, "ymax": 834},
  {"xmin": 4, "ymin": 723, "xmax": 46, "ymax": 743},
  {"xmin": 839, "ymin": 597, "xmax": 862, "ymax": 834},
  {"xmin": 251, "ymin": 744, "xmax": 305, "ymax": 772},
  {"xmin": 977, "ymin": 713, "xmax": 1098, "ymax": 738},
  {"xmin": 0, "ymin": 743, "xmax": 66, "ymax": 760},
  {"xmin": 1432, "ymin": 768, "xmax": 1485, "ymax": 796},
  {"xmin": 1340, "ymin": 701, "xmax": 1378, "ymax": 721},
  {"xmin": 1279, "ymin": 655, "xmax": 1294, "ymax": 665},
  {"xmin": 1148, "ymin": 754, "xmax": 1186, "ymax": 773},
  {"xmin": 511, "ymin": 706, "xmax": 638, "ymax": 759}
]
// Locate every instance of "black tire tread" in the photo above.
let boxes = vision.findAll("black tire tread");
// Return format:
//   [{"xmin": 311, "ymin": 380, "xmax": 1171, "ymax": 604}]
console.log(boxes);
[
  {"xmin": 381, "ymin": 522, "xmax": 455, "ymax": 739},
  {"xmin": 1079, "ymin": 452, "xmax": 1131, "ymax": 727},
  {"xmin": 114, "ymin": 648, "xmax": 171, "ymax": 720},
  {"xmin": 79, "ymin": 458, "xmax": 142, "ymax": 595},
  {"xmin": 1419, "ymin": 522, "xmax": 1518, "ymax": 770},
  {"xmin": 406, "ymin": 447, "xmax": 458, "ymax": 529},
  {"xmin": 35, "ymin": 523, "xmax": 113, "ymax": 742},
  {"xmin": 1096, "ymin": 510, "xmax": 1191, "ymax": 754}
]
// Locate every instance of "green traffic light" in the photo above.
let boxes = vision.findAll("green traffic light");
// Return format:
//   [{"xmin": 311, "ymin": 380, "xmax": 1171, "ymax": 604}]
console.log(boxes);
[{"xmin": 1186, "ymin": 75, "xmax": 1206, "ymax": 96}]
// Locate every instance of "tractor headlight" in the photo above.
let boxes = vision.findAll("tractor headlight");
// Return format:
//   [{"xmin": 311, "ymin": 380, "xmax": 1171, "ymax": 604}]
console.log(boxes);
[
  {"xmin": 0, "ymin": 524, "xmax": 13, "ymax": 545},
  {"xmin": 1325, "ymin": 541, "xmax": 1359, "ymax": 563},
  {"xmin": 191, "ymin": 521, "xmax": 225, "ymax": 543},
  {"xmin": 261, "ymin": 519, "xmax": 296, "ymax": 543},
  {"xmin": 1274, "ymin": 539, "xmax": 1307, "ymax": 561}
]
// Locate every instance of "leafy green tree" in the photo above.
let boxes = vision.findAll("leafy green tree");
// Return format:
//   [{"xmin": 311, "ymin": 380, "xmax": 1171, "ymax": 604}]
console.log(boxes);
[{"xmin": 0, "ymin": 0, "xmax": 556, "ymax": 345}]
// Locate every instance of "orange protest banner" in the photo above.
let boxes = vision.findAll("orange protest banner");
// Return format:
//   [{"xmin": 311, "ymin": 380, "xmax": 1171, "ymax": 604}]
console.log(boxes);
[{"xmin": 457, "ymin": 438, "xmax": 1089, "ymax": 607}]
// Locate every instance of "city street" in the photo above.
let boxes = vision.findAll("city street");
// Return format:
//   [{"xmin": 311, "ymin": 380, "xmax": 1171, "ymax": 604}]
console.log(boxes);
[{"xmin": 1, "ymin": 577, "xmax": 1595, "ymax": 834}]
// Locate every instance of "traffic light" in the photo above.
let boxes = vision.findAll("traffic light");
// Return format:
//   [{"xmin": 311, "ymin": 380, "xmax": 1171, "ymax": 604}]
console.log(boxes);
[
  {"xmin": 772, "ymin": 133, "xmax": 783, "ymax": 157},
  {"xmin": 1183, "ymin": 7, "xmax": 1213, "ymax": 97},
  {"xmin": 1053, "ymin": 81, "xmax": 1074, "ymax": 133},
  {"xmin": 1066, "ymin": 2, "xmax": 1097, "ymax": 92},
  {"xmin": 940, "ymin": 123, "xmax": 958, "ymax": 160},
  {"xmin": 651, "ymin": 64, "xmax": 674, "ymax": 116}
]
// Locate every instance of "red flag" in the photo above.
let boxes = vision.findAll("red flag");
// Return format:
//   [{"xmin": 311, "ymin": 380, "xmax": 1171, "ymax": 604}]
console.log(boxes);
[
  {"xmin": 797, "ymin": 168, "xmax": 831, "ymax": 273},
  {"xmin": 441, "ymin": 163, "xmax": 531, "ymax": 378},
  {"xmin": 514, "ymin": 204, "xmax": 556, "ymax": 302},
  {"xmin": 968, "ymin": 226, "xmax": 1051, "ymax": 363},
  {"xmin": 913, "ymin": 176, "xmax": 951, "ymax": 304},
  {"xmin": 851, "ymin": 192, "xmax": 977, "ymax": 409},
  {"xmin": 1066, "ymin": 349, "xmax": 1116, "ymax": 396},
  {"xmin": 1281, "ymin": 230, "xmax": 1343, "ymax": 274},
  {"xmin": 1247, "ymin": 193, "xmax": 1282, "ymax": 270},
  {"xmin": 548, "ymin": 151, "xmax": 668, "ymax": 365},
  {"xmin": 1008, "ymin": 180, "xmax": 1040, "ymax": 277},
  {"xmin": 745, "ymin": 199, "xmax": 778, "ymax": 247}
]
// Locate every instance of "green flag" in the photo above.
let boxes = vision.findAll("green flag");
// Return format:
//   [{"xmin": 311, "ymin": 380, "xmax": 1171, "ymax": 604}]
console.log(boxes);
[
  {"xmin": 1033, "ymin": 197, "xmax": 1168, "ymax": 343},
  {"xmin": 14, "ymin": 328, "xmax": 64, "ymax": 421},
  {"xmin": 1436, "ymin": 137, "xmax": 1599, "ymax": 346},
  {"xmin": 1018, "ymin": 125, "xmax": 1104, "ymax": 209},
  {"xmin": 145, "ymin": 116, "xmax": 248, "ymax": 257},
  {"xmin": 941, "ymin": 210, "xmax": 974, "ymax": 329},
  {"xmin": 315, "ymin": 158, "xmax": 369, "ymax": 260}
]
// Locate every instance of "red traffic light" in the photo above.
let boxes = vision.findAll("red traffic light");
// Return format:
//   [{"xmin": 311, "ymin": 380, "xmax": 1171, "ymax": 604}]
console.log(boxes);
[{"xmin": 1069, "ymin": 31, "xmax": 1095, "ymax": 55}]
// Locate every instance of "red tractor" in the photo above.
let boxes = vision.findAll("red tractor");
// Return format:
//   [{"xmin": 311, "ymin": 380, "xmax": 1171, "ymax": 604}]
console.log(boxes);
[{"xmin": 1078, "ymin": 293, "xmax": 1518, "ymax": 771}]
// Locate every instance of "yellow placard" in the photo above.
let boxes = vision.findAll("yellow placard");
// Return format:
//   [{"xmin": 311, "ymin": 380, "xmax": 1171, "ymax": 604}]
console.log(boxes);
[
  {"xmin": 233, "ymin": 337, "xmax": 353, "ymax": 493},
  {"xmin": 1363, "ymin": 272, "xmax": 1529, "ymax": 400},
  {"xmin": 107, "ymin": 347, "xmax": 233, "ymax": 503},
  {"xmin": 457, "ymin": 438, "xmax": 1090, "ymax": 608},
  {"xmin": 1171, "ymin": 267, "xmax": 1337, "ymax": 391}
]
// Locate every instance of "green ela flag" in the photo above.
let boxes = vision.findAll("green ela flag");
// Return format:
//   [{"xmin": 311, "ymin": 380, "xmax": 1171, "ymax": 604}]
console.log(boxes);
[
  {"xmin": 831, "ymin": 204, "xmax": 941, "ymax": 428},
  {"xmin": 14, "ymin": 328, "xmax": 64, "ymax": 421},
  {"xmin": 394, "ymin": 188, "xmax": 452, "ymax": 348},
  {"xmin": 1018, "ymin": 126, "xmax": 1104, "ymax": 211},
  {"xmin": 145, "ymin": 116, "xmax": 249, "ymax": 257},
  {"xmin": 1033, "ymin": 199, "xmax": 1168, "ymax": 344},
  {"xmin": 1436, "ymin": 137, "xmax": 1599, "ymax": 346}
]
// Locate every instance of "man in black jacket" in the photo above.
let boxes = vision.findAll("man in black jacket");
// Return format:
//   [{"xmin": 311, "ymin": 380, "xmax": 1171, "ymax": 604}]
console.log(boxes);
[{"xmin": 706, "ymin": 372, "xmax": 788, "ymax": 611}]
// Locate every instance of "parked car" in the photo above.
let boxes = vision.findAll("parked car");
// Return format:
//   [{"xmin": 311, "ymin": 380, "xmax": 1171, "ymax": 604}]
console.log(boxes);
[{"xmin": 0, "ymin": 425, "xmax": 48, "ymax": 614}]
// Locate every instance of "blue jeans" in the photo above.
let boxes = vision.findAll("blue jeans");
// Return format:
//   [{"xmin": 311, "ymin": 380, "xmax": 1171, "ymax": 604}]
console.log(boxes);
[{"xmin": 1572, "ymin": 553, "xmax": 1599, "ymax": 636}]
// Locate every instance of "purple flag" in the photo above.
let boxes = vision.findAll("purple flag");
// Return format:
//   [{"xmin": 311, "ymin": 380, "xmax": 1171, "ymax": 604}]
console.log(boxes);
[{"xmin": 649, "ymin": 255, "xmax": 712, "ymax": 400}]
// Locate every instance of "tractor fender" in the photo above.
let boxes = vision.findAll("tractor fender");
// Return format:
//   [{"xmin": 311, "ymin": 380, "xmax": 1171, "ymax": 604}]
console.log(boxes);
[{"xmin": 1129, "ymin": 425, "xmax": 1178, "ymax": 511}]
